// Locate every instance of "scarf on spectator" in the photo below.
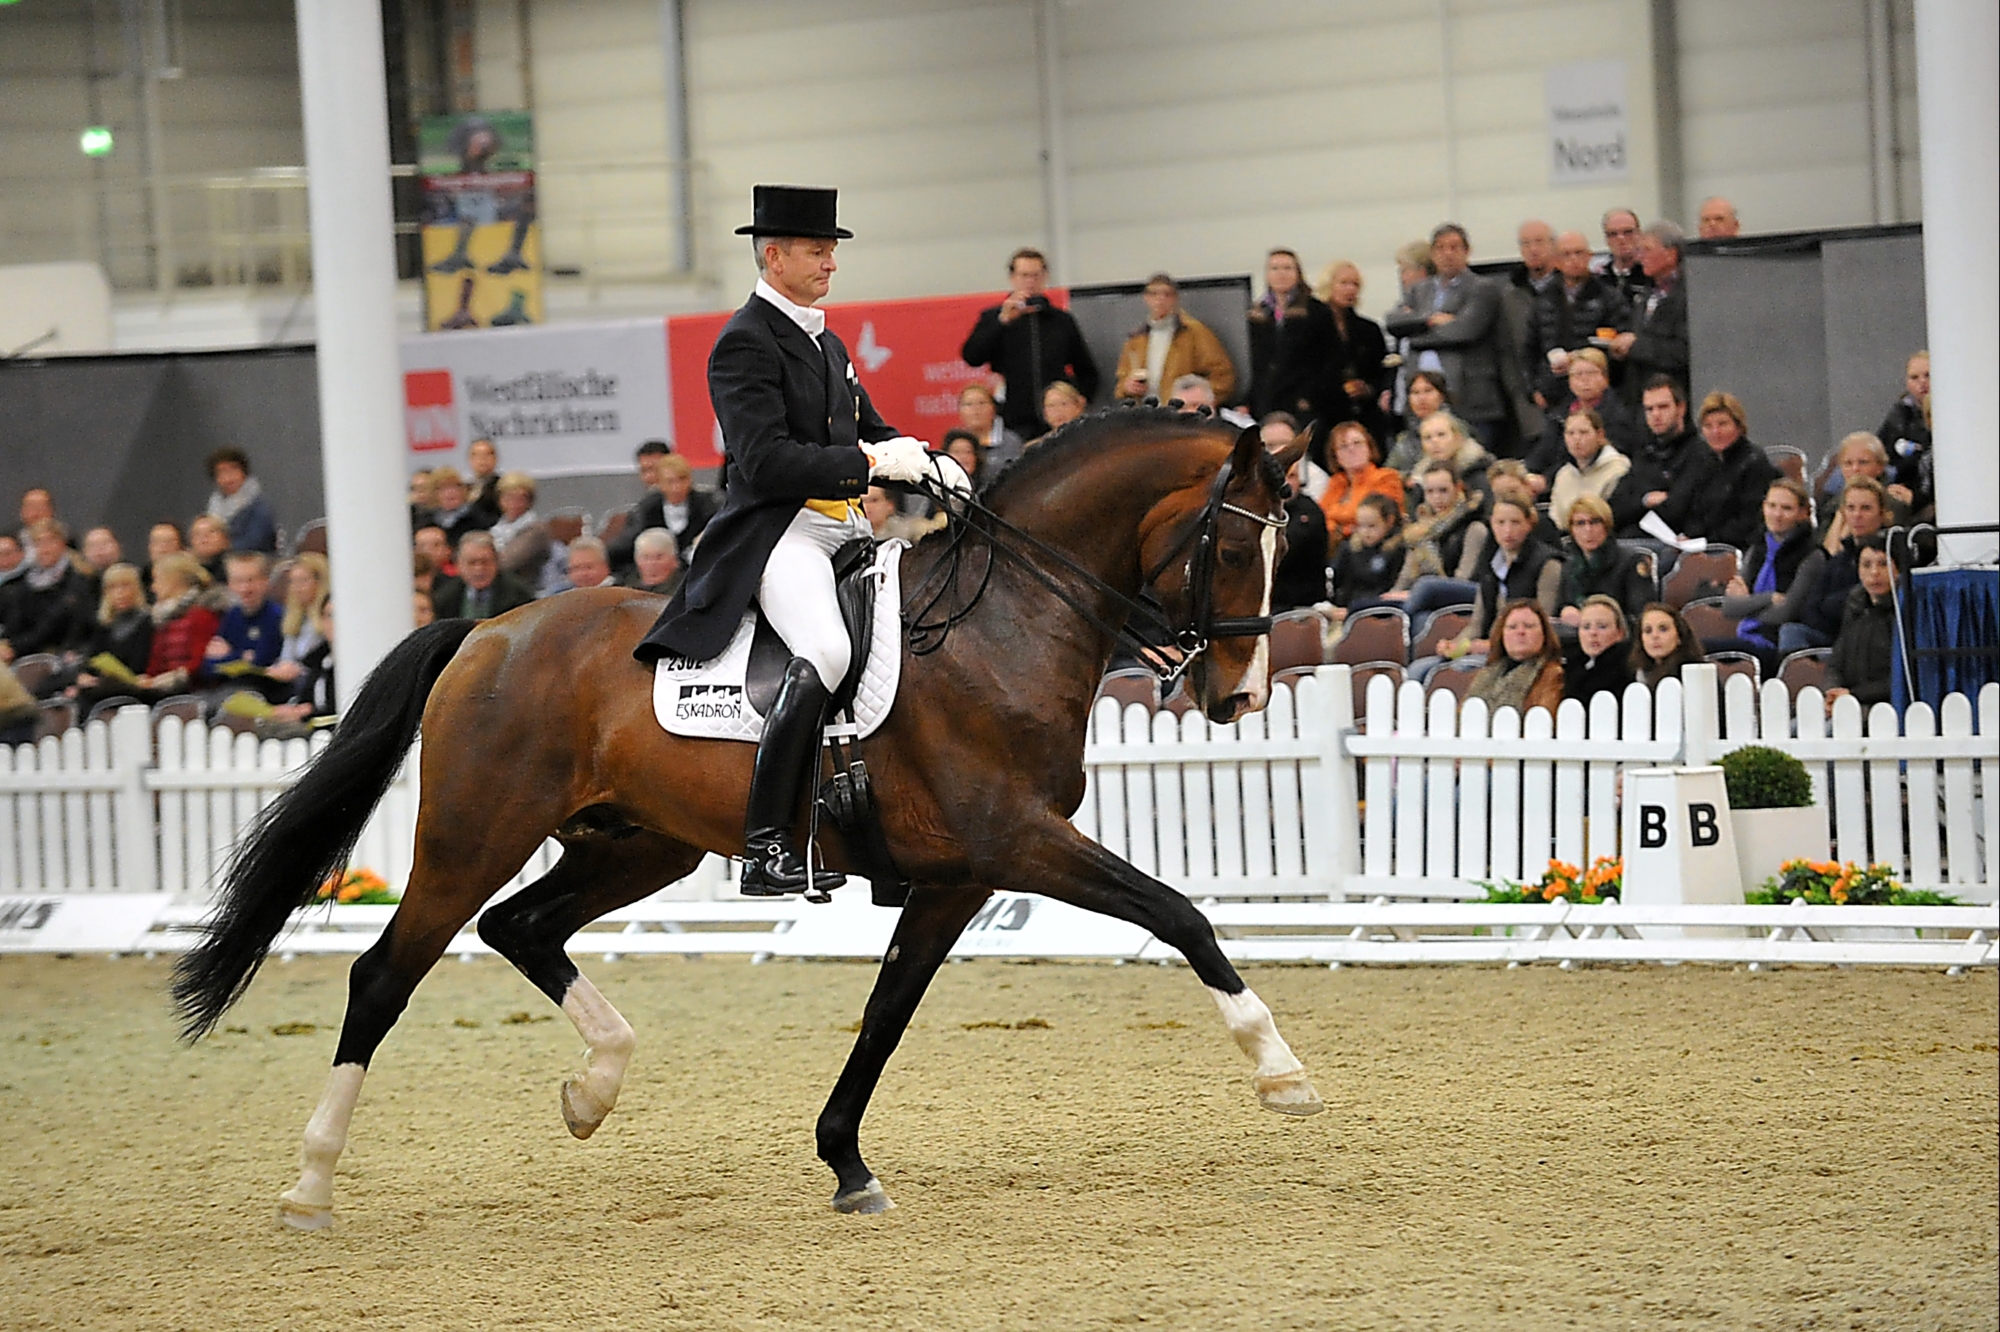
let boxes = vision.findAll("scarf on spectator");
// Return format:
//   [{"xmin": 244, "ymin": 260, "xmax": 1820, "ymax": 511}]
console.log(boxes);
[
  {"xmin": 25, "ymin": 553, "xmax": 71, "ymax": 593},
  {"xmin": 150, "ymin": 587, "xmax": 201, "ymax": 627},
  {"xmin": 207, "ymin": 475, "xmax": 265, "ymax": 528}
]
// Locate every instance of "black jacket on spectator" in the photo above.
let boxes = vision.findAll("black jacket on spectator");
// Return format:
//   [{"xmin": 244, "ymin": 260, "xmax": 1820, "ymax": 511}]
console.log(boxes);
[
  {"xmin": 3, "ymin": 563, "xmax": 92, "ymax": 656},
  {"xmin": 1526, "ymin": 275, "xmax": 1632, "ymax": 401},
  {"xmin": 1800, "ymin": 536, "xmax": 1871, "ymax": 640},
  {"xmin": 1271, "ymin": 493, "xmax": 1329, "ymax": 613},
  {"xmin": 1564, "ymin": 639, "xmax": 1636, "ymax": 704},
  {"xmin": 960, "ymin": 296, "xmax": 1101, "ymax": 438},
  {"xmin": 430, "ymin": 573, "xmax": 536, "ymax": 621},
  {"xmin": 1657, "ymin": 436, "xmax": 1779, "ymax": 551},
  {"xmin": 1623, "ymin": 276, "xmax": 1690, "ymax": 402},
  {"xmin": 1328, "ymin": 535, "xmax": 1403, "ymax": 609},
  {"xmin": 1246, "ymin": 289, "xmax": 1337, "ymax": 427},
  {"xmin": 607, "ymin": 488, "xmax": 718, "ymax": 572},
  {"xmin": 1558, "ymin": 540, "xmax": 1654, "ymax": 622},
  {"xmin": 1826, "ymin": 584, "xmax": 1896, "ymax": 705}
]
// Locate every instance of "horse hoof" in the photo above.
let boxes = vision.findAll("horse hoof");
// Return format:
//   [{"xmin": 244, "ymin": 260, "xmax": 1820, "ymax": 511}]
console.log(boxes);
[
  {"xmin": 561, "ymin": 1079, "xmax": 608, "ymax": 1140},
  {"xmin": 1254, "ymin": 1069, "xmax": 1326, "ymax": 1117},
  {"xmin": 831, "ymin": 1178, "xmax": 896, "ymax": 1215},
  {"xmin": 277, "ymin": 1198, "xmax": 333, "ymax": 1231}
]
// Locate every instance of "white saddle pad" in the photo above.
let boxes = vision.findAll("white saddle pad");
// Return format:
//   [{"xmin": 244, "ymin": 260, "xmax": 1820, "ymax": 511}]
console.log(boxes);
[{"xmin": 652, "ymin": 540, "xmax": 905, "ymax": 743}]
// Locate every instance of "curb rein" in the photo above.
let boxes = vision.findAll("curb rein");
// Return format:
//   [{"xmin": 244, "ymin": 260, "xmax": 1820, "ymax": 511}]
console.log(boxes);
[{"xmin": 903, "ymin": 458, "xmax": 1288, "ymax": 693}]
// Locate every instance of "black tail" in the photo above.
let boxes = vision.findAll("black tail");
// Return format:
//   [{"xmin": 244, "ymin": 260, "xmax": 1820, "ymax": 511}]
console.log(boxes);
[{"xmin": 171, "ymin": 619, "xmax": 480, "ymax": 1041}]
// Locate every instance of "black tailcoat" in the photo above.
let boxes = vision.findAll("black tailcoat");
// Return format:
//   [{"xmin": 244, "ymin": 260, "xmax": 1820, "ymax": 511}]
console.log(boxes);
[{"xmin": 635, "ymin": 294, "xmax": 895, "ymax": 663}]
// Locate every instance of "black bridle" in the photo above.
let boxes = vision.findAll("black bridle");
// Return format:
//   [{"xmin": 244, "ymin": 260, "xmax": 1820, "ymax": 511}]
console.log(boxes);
[{"xmin": 904, "ymin": 456, "xmax": 1288, "ymax": 689}]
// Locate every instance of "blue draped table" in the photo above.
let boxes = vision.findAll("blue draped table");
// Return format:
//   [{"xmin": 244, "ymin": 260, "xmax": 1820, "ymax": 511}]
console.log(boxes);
[{"xmin": 1896, "ymin": 567, "xmax": 2000, "ymax": 711}]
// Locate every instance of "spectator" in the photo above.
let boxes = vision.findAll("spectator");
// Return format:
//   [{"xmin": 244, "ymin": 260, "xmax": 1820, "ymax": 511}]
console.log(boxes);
[
  {"xmin": 267, "ymin": 553, "xmax": 330, "ymax": 688},
  {"xmin": 1875, "ymin": 350, "xmax": 1932, "ymax": 513},
  {"xmin": 200, "ymin": 551, "xmax": 284, "ymax": 691},
  {"xmin": 17, "ymin": 487, "xmax": 55, "ymax": 545},
  {"xmin": 487, "ymin": 471, "xmax": 554, "ymax": 580},
  {"xmin": 427, "ymin": 466, "xmax": 493, "ymax": 549},
  {"xmin": 623, "ymin": 528, "xmax": 685, "ymax": 597},
  {"xmin": 1318, "ymin": 422, "xmax": 1405, "ymax": 541},
  {"xmin": 610, "ymin": 455, "xmax": 717, "ymax": 574},
  {"xmin": 1525, "ymin": 349, "xmax": 1643, "ymax": 486},
  {"xmin": 1038, "ymin": 380, "xmax": 1089, "ymax": 438},
  {"xmin": 1405, "ymin": 411, "xmax": 1491, "ymax": 510},
  {"xmin": 1825, "ymin": 539, "xmax": 1897, "ymax": 711},
  {"xmin": 1596, "ymin": 207, "xmax": 1652, "ymax": 308},
  {"xmin": 1313, "ymin": 260, "xmax": 1393, "ymax": 444},
  {"xmin": 61, "ymin": 564, "xmax": 154, "ymax": 700},
  {"xmin": 1466, "ymin": 599, "xmax": 1564, "ymax": 717},
  {"xmin": 413, "ymin": 525, "xmax": 457, "ymax": 580},
  {"xmin": 1386, "ymin": 460, "xmax": 1488, "ymax": 616},
  {"xmin": 431, "ymin": 531, "xmax": 533, "ymax": 620},
  {"xmin": 1385, "ymin": 224, "xmax": 1509, "ymax": 453},
  {"xmin": 1555, "ymin": 494, "xmax": 1652, "ymax": 627},
  {"xmin": 1564, "ymin": 595, "xmax": 1635, "ymax": 704},
  {"xmin": 1245, "ymin": 247, "xmax": 1337, "ymax": 430},
  {"xmin": 1327, "ymin": 493, "xmax": 1405, "ymax": 622},
  {"xmin": 1714, "ymin": 478, "xmax": 1818, "ymax": 663},
  {"xmin": 188, "ymin": 514, "xmax": 232, "ymax": 583},
  {"xmin": 960, "ymin": 247, "xmax": 1100, "ymax": 438},
  {"xmin": 1630, "ymin": 603, "xmax": 1703, "ymax": 687},
  {"xmin": 560, "ymin": 537, "xmax": 616, "ymax": 591},
  {"xmin": 1788, "ymin": 475, "xmax": 1891, "ymax": 652},
  {"xmin": 957, "ymin": 383, "xmax": 1026, "ymax": 473},
  {"xmin": 1697, "ymin": 197, "xmax": 1740, "ymax": 240},
  {"xmin": 1610, "ymin": 221, "xmax": 1689, "ymax": 402},
  {"xmin": 204, "ymin": 447, "xmax": 278, "ymax": 553},
  {"xmin": 1528, "ymin": 231, "xmax": 1632, "ymax": 406},
  {"xmin": 1382, "ymin": 369, "xmax": 1451, "ymax": 474},
  {"xmin": 2, "ymin": 521, "xmax": 92, "ymax": 660},
  {"xmin": 465, "ymin": 438, "xmax": 504, "ymax": 522},
  {"xmin": 1817, "ymin": 433, "xmax": 1913, "ymax": 536},
  {"xmin": 1655, "ymin": 390, "xmax": 1779, "ymax": 551},
  {"xmin": 1610, "ymin": 376, "xmax": 1702, "ymax": 536},
  {"xmin": 1114, "ymin": 273, "xmax": 1237, "ymax": 405},
  {"xmin": 267, "ymin": 597, "xmax": 338, "ymax": 728},
  {"xmin": 1439, "ymin": 495, "xmax": 1564, "ymax": 662},
  {"xmin": 409, "ymin": 468, "xmax": 438, "ymax": 531},
  {"xmin": 1547, "ymin": 410, "xmax": 1632, "ymax": 530},
  {"xmin": 1270, "ymin": 443, "xmax": 1330, "ymax": 614}
]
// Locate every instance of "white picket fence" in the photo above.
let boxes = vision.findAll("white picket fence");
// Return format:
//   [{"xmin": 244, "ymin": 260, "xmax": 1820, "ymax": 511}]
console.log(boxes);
[{"xmin": 1, "ymin": 666, "xmax": 1995, "ymax": 965}]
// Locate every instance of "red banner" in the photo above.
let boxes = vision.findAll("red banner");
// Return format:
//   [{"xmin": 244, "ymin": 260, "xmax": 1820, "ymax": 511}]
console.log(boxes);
[{"xmin": 666, "ymin": 288, "xmax": 1069, "ymax": 469}]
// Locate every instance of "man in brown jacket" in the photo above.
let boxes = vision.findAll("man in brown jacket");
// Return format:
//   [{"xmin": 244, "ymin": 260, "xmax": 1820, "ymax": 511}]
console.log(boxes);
[{"xmin": 1114, "ymin": 273, "xmax": 1237, "ymax": 404}]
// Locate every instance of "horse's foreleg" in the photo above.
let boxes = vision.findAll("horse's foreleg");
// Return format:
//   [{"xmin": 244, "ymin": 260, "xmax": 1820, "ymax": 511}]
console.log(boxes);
[
  {"xmin": 478, "ymin": 829, "xmax": 707, "ymax": 1139},
  {"xmin": 1000, "ymin": 821, "xmax": 1324, "ymax": 1116},
  {"xmin": 817, "ymin": 886, "xmax": 991, "ymax": 1214}
]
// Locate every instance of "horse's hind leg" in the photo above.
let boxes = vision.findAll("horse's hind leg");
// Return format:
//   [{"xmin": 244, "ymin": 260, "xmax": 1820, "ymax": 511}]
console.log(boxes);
[{"xmin": 476, "ymin": 827, "xmax": 706, "ymax": 1139}]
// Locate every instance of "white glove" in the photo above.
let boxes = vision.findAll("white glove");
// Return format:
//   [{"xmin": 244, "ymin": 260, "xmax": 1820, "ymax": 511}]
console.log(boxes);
[
  {"xmin": 927, "ymin": 452, "xmax": 973, "ymax": 500},
  {"xmin": 861, "ymin": 435, "xmax": 929, "ymax": 484}
]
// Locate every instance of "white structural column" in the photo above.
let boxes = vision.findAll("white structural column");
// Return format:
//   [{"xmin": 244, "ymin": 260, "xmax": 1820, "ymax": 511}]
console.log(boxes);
[
  {"xmin": 295, "ymin": 0, "xmax": 416, "ymax": 699},
  {"xmin": 1912, "ymin": 0, "xmax": 1999, "ymax": 562}
]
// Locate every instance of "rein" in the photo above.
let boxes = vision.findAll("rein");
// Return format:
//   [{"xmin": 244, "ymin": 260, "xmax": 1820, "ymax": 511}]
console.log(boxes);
[{"xmin": 903, "ymin": 457, "xmax": 1287, "ymax": 688}]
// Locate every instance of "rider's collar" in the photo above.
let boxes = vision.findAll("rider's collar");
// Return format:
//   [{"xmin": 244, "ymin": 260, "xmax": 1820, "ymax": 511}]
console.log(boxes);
[{"xmin": 754, "ymin": 278, "xmax": 825, "ymax": 340}]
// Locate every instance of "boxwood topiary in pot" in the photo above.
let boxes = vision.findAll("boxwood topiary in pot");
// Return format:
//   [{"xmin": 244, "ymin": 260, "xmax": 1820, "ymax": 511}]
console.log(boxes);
[{"xmin": 1719, "ymin": 745, "xmax": 1827, "ymax": 891}]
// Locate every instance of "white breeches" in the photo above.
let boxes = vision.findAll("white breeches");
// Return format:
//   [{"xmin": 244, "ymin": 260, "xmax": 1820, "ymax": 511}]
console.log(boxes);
[{"xmin": 759, "ymin": 506, "xmax": 871, "ymax": 693}]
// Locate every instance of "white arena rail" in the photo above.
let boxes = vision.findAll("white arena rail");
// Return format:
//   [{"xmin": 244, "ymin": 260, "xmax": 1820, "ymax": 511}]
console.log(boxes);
[{"xmin": 1, "ymin": 667, "xmax": 1994, "ymax": 967}]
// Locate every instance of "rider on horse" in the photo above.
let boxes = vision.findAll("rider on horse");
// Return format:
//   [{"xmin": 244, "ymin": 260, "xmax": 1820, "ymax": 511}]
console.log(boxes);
[{"xmin": 634, "ymin": 185, "xmax": 964, "ymax": 897}]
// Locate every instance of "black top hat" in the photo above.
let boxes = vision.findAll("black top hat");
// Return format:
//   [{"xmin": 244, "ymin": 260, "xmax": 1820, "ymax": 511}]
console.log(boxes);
[{"xmin": 734, "ymin": 184, "xmax": 852, "ymax": 240}]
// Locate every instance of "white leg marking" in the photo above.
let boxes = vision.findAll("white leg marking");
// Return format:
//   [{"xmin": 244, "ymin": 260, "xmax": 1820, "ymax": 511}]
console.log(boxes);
[
  {"xmin": 278, "ymin": 1062, "xmax": 366, "ymax": 1228},
  {"xmin": 1232, "ymin": 526, "xmax": 1279, "ymax": 709},
  {"xmin": 558, "ymin": 976, "xmax": 635, "ymax": 1139},
  {"xmin": 1208, "ymin": 985, "xmax": 1324, "ymax": 1116}
]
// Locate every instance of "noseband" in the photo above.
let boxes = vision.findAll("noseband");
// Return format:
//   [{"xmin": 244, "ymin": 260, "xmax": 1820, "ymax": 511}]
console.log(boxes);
[{"xmin": 905, "ymin": 456, "xmax": 1288, "ymax": 689}]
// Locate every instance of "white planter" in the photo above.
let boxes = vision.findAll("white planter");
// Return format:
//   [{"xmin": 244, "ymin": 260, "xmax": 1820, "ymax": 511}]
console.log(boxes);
[{"xmin": 1731, "ymin": 805, "xmax": 1830, "ymax": 896}]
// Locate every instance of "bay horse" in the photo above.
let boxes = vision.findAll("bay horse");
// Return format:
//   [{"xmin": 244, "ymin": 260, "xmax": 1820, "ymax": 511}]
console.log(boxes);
[{"xmin": 172, "ymin": 408, "xmax": 1325, "ymax": 1229}]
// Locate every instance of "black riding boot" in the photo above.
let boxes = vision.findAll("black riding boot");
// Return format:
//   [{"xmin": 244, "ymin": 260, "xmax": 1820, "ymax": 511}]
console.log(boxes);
[{"xmin": 739, "ymin": 657, "xmax": 843, "ymax": 898}]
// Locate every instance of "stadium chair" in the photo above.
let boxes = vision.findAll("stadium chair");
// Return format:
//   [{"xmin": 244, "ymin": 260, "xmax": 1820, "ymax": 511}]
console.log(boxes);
[
  {"xmin": 293, "ymin": 518, "xmax": 328, "ymax": 556},
  {"xmin": 1777, "ymin": 648, "xmax": 1831, "ymax": 700},
  {"xmin": 1267, "ymin": 608, "xmax": 1328, "ymax": 672},
  {"xmin": 35, "ymin": 698, "xmax": 76, "ymax": 741},
  {"xmin": 1094, "ymin": 668, "xmax": 1158, "ymax": 713},
  {"xmin": 597, "ymin": 509, "xmax": 629, "ymax": 546},
  {"xmin": 1346, "ymin": 660, "xmax": 1405, "ymax": 720},
  {"xmin": 1764, "ymin": 445, "xmax": 1809, "ymax": 485},
  {"xmin": 1706, "ymin": 650, "xmax": 1761, "ymax": 689},
  {"xmin": 1409, "ymin": 604, "xmax": 1473, "ymax": 660},
  {"xmin": 85, "ymin": 696, "xmax": 141, "ymax": 725},
  {"xmin": 1680, "ymin": 597, "xmax": 1740, "ymax": 642},
  {"xmin": 546, "ymin": 508, "xmax": 591, "ymax": 546},
  {"xmin": 1425, "ymin": 658, "xmax": 1481, "ymax": 704},
  {"xmin": 10, "ymin": 653, "xmax": 60, "ymax": 697},
  {"xmin": 1662, "ymin": 545, "xmax": 1740, "ymax": 608},
  {"xmin": 1330, "ymin": 605, "xmax": 1408, "ymax": 666}
]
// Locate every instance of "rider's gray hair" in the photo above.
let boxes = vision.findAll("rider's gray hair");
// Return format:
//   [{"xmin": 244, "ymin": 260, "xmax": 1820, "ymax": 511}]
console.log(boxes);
[{"xmin": 633, "ymin": 527, "xmax": 678, "ymax": 560}]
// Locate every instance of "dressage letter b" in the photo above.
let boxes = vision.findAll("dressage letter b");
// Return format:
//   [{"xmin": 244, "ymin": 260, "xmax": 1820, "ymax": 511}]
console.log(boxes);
[
  {"xmin": 1639, "ymin": 804, "xmax": 1667, "ymax": 849},
  {"xmin": 1689, "ymin": 803, "xmax": 1720, "ymax": 847}
]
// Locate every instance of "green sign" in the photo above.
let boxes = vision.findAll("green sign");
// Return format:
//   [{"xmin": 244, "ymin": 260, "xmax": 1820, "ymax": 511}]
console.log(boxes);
[{"xmin": 79, "ymin": 126, "xmax": 113, "ymax": 157}]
